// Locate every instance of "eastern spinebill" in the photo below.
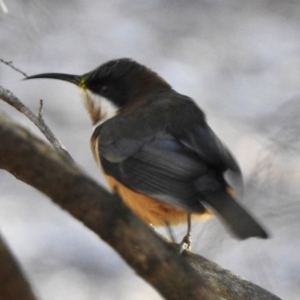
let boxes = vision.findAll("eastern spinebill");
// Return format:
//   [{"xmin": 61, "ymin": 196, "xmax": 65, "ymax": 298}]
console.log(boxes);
[{"xmin": 26, "ymin": 58, "xmax": 268, "ymax": 249}]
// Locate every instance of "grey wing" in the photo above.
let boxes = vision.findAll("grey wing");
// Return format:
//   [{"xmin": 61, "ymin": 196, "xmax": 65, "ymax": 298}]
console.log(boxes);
[
  {"xmin": 181, "ymin": 125, "xmax": 240, "ymax": 172},
  {"xmin": 94, "ymin": 95, "xmax": 268, "ymax": 239},
  {"xmin": 181, "ymin": 124, "xmax": 243, "ymax": 194},
  {"xmin": 99, "ymin": 133, "xmax": 208, "ymax": 212},
  {"xmin": 96, "ymin": 97, "xmax": 242, "ymax": 212}
]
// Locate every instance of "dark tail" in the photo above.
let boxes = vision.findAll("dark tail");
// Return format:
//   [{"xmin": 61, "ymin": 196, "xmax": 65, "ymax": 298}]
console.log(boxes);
[{"xmin": 200, "ymin": 191, "xmax": 268, "ymax": 239}]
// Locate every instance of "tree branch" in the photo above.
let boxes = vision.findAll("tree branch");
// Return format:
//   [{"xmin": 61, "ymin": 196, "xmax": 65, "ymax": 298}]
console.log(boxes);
[
  {"xmin": 182, "ymin": 250, "xmax": 281, "ymax": 300},
  {"xmin": 0, "ymin": 234, "xmax": 37, "ymax": 300},
  {"xmin": 0, "ymin": 108, "xmax": 217, "ymax": 300},
  {"xmin": 0, "ymin": 86, "xmax": 281, "ymax": 300},
  {"xmin": 0, "ymin": 85, "xmax": 73, "ymax": 162}
]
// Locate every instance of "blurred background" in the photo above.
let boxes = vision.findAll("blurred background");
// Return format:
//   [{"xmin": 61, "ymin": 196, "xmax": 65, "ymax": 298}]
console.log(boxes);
[{"xmin": 1, "ymin": 1, "xmax": 300, "ymax": 299}]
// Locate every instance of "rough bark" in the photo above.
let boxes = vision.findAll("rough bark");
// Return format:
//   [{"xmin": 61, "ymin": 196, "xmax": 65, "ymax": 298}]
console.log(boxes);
[
  {"xmin": 0, "ymin": 85, "xmax": 281, "ymax": 300},
  {"xmin": 0, "ymin": 110, "xmax": 217, "ymax": 300}
]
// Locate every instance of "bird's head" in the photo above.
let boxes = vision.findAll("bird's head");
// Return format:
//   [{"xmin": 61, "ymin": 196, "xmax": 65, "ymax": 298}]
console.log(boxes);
[{"xmin": 26, "ymin": 58, "xmax": 171, "ymax": 125}]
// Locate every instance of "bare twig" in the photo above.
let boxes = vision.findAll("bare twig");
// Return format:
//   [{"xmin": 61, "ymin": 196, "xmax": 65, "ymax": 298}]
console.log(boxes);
[
  {"xmin": 0, "ymin": 85, "xmax": 74, "ymax": 162},
  {"xmin": 0, "ymin": 59, "xmax": 26, "ymax": 77}
]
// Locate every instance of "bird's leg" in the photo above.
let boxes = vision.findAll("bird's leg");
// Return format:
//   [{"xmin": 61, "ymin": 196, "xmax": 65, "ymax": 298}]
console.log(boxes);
[
  {"xmin": 179, "ymin": 213, "xmax": 192, "ymax": 254},
  {"xmin": 165, "ymin": 220, "xmax": 176, "ymax": 243}
]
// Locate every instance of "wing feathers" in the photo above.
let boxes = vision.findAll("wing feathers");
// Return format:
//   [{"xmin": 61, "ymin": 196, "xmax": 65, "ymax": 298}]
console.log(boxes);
[{"xmin": 94, "ymin": 94, "xmax": 266, "ymax": 238}]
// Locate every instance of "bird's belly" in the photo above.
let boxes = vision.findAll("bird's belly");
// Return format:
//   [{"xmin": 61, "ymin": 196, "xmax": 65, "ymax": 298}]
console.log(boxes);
[{"xmin": 104, "ymin": 174, "xmax": 211, "ymax": 226}]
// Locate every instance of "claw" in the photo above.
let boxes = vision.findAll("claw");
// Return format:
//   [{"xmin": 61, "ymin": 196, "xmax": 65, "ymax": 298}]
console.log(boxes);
[
  {"xmin": 179, "ymin": 213, "xmax": 192, "ymax": 254},
  {"xmin": 179, "ymin": 233, "xmax": 192, "ymax": 254}
]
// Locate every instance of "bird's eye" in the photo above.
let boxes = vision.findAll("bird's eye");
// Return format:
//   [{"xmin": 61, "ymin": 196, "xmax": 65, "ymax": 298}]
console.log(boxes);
[{"xmin": 100, "ymin": 85, "xmax": 111, "ymax": 96}]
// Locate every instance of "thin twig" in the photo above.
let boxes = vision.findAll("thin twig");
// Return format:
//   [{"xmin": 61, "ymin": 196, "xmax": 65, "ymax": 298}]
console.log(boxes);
[
  {"xmin": 0, "ymin": 59, "xmax": 27, "ymax": 77},
  {"xmin": 0, "ymin": 61, "xmax": 72, "ymax": 161},
  {"xmin": 0, "ymin": 86, "xmax": 74, "ymax": 162}
]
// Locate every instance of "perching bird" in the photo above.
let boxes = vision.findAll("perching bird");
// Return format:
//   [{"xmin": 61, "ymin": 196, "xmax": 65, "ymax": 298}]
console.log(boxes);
[{"xmin": 26, "ymin": 58, "xmax": 268, "ymax": 249}]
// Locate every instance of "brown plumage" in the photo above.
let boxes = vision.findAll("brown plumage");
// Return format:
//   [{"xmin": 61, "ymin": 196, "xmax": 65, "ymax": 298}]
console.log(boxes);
[{"xmin": 90, "ymin": 133, "xmax": 211, "ymax": 226}]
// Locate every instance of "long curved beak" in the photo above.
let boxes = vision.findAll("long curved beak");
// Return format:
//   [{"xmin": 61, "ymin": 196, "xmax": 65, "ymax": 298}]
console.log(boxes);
[{"xmin": 25, "ymin": 73, "xmax": 82, "ymax": 86}]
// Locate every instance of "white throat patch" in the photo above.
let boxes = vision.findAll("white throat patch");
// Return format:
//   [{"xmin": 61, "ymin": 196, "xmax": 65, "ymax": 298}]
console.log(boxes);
[{"xmin": 83, "ymin": 90, "xmax": 118, "ymax": 127}]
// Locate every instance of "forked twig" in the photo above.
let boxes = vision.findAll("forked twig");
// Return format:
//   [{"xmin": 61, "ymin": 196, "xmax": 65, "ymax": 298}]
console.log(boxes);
[
  {"xmin": 0, "ymin": 60, "xmax": 73, "ymax": 162},
  {"xmin": 0, "ymin": 86, "xmax": 74, "ymax": 162}
]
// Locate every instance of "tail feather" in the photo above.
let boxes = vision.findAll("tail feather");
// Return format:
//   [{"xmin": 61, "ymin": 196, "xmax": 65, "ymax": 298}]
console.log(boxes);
[{"xmin": 200, "ymin": 191, "xmax": 268, "ymax": 239}]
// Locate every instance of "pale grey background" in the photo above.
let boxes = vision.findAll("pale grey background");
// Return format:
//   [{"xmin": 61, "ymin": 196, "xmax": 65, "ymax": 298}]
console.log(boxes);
[{"xmin": 1, "ymin": 1, "xmax": 300, "ymax": 299}]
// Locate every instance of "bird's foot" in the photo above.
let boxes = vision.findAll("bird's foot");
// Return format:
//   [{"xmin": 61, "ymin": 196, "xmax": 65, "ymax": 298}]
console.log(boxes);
[{"xmin": 179, "ymin": 233, "xmax": 192, "ymax": 254}]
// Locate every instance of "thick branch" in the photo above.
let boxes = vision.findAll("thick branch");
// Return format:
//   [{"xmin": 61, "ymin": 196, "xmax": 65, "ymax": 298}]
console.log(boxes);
[
  {"xmin": 0, "ymin": 234, "xmax": 37, "ymax": 300},
  {"xmin": 0, "ymin": 87, "xmax": 281, "ymax": 300},
  {"xmin": 0, "ymin": 110, "xmax": 217, "ymax": 300},
  {"xmin": 182, "ymin": 250, "xmax": 281, "ymax": 300}
]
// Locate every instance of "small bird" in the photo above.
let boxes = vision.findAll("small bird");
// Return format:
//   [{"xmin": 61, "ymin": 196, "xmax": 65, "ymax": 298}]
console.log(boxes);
[{"xmin": 26, "ymin": 58, "xmax": 268, "ymax": 249}]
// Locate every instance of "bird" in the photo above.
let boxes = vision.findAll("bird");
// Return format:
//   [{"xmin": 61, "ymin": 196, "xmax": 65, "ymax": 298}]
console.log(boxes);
[{"xmin": 25, "ymin": 58, "xmax": 268, "ymax": 250}]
